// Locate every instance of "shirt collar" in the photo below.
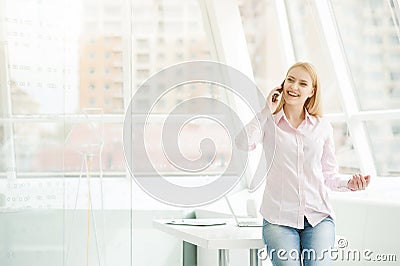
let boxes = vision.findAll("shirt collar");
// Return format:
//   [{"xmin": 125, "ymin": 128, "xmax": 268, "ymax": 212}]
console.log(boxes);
[
  {"xmin": 273, "ymin": 107, "xmax": 317, "ymax": 126},
  {"xmin": 273, "ymin": 108, "xmax": 285, "ymax": 124},
  {"xmin": 304, "ymin": 108, "xmax": 317, "ymax": 126}
]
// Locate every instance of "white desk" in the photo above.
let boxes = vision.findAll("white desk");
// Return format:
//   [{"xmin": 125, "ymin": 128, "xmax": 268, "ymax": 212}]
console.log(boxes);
[{"xmin": 153, "ymin": 219, "xmax": 264, "ymax": 266}]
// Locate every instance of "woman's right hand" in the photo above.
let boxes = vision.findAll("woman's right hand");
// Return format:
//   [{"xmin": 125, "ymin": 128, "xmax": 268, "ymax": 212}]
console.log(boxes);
[
  {"xmin": 266, "ymin": 87, "xmax": 283, "ymax": 113},
  {"xmin": 347, "ymin": 174, "xmax": 371, "ymax": 191}
]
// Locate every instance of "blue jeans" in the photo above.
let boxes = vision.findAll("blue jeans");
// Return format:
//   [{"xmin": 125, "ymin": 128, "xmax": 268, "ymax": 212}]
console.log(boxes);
[{"xmin": 262, "ymin": 216, "xmax": 335, "ymax": 266}]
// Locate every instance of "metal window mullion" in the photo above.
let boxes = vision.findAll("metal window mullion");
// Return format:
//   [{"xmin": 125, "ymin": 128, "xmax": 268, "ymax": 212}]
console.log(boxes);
[
  {"xmin": 397, "ymin": 0, "xmax": 400, "ymax": 19},
  {"xmin": 323, "ymin": 113, "xmax": 347, "ymax": 122},
  {"xmin": 198, "ymin": 0, "xmax": 262, "ymax": 117},
  {"xmin": 353, "ymin": 109, "xmax": 400, "ymax": 121},
  {"xmin": 313, "ymin": 0, "xmax": 377, "ymax": 177},
  {"xmin": 122, "ymin": 0, "xmax": 133, "ymax": 110},
  {"xmin": 387, "ymin": 0, "xmax": 400, "ymax": 42},
  {"xmin": 198, "ymin": 0, "xmax": 219, "ymax": 61},
  {"xmin": 0, "ymin": 114, "xmax": 125, "ymax": 123},
  {"xmin": 274, "ymin": 0, "xmax": 296, "ymax": 65},
  {"xmin": 0, "ymin": 1, "xmax": 16, "ymax": 177},
  {"xmin": 199, "ymin": 0, "xmax": 255, "ymax": 79},
  {"xmin": 198, "ymin": 0, "xmax": 262, "ymax": 121},
  {"xmin": 198, "ymin": 0, "xmax": 262, "ymax": 191}
]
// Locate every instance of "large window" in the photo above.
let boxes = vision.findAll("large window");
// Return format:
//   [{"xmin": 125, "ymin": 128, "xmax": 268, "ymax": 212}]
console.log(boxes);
[
  {"xmin": 239, "ymin": 0, "xmax": 399, "ymax": 177},
  {"xmin": 0, "ymin": 2, "xmax": 399, "ymax": 265},
  {"xmin": 0, "ymin": 0, "xmax": 215, "ymax": 179},
  {"xmin": 330, "ymin": 0, "xmax": 400, "ymax": 176},
  {"xmin": 331, "ymin": 0, "xmax": 400, "ymax": 111},
  {"xmin": 0, "ymin": 1, "xmax": 216, "ymax": 265},
  {"xmin": 1, "ymin": 0, "xmax": 399, "ymax": 187}
]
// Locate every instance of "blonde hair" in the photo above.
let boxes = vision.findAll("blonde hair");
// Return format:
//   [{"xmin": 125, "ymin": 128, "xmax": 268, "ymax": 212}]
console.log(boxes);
[{"xmin": 273, "ymin": 62, "xmax": 322, "ymax": 117}]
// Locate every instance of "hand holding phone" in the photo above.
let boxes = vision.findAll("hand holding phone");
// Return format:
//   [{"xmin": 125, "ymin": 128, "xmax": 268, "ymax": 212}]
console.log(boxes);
[
  {"xmin": 266, "ymin": 81, "xmax": 284, "ymax": 112},
  {"xmin": 271, "ymin": 82, "xmax": 284, "ymax": 103}
]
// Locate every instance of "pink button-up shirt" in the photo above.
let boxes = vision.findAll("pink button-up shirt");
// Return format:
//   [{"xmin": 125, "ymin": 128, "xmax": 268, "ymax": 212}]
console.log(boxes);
[{"xmin": 236, "ymin": 107, "xmax": 349, "ymax": 229}]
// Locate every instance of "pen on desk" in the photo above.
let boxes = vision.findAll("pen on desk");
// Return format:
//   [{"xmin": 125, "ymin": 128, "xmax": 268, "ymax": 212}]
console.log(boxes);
[{"xmin": 170, "ymin": 219, "xmax": 184, "ymax": 223}]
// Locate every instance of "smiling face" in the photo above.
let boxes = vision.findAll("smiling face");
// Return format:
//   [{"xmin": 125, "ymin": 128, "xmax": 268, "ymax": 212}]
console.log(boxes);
[{"xmin": 282, "ymin": 66, "xmax": 315, "ymax": 108}]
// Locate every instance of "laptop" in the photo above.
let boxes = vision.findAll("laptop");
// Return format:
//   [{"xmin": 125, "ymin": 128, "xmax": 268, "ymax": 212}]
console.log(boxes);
[{"xmin": 224, "ymin": 197, "xmax": 263, "ymax": 227}]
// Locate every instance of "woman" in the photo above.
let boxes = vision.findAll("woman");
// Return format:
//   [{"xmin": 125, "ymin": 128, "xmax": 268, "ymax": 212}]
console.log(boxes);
[{"xmin": 237, "ymin": 62, "xmax": 370, "ymax": 265}]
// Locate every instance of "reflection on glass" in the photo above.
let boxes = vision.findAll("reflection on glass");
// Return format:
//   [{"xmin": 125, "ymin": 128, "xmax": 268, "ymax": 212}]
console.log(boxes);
[
  {"xmin": 131, "ymin": 0, "xmax": 212, "ymax": 99},
  {"xmin": 3, "ymin": 0, "xmax": 213, "ymax": 177},
  {"xmin": 13, "ymin": 122, "xmax": 64, "ymax": 174},
  {"xmin": 142, "ymin": 83, "xmax": 234, "ymax": 177},
  {"xmin": 143, "ymin": 116, "xmax": 231, "ymax": 177},
  {"xmin": 331, "ymin": 0, "xmax": 400, "ymax": 110},
  {"xmin": 0, "ymin": 124, "xmax": 6, "ymax": 173},
  {"xmin": 64, "ymin": 122, "xmax": 125, "ymax": 174},
  {"xmin": 365, "ymin": 120, "xmax": 400, "ymax": 176},
  {"xmin": 5, "ymin": 0, "xmax": 79, "ymax": 115},
  {"xmin": 5, "ymin": 0, "xmax": 212, "ymax": 115},
  {"xmin": 79, "ymin": 0, "xmax": 127, "ymax": 114},
  {"xmin": 10, "ymin": 120, "xmax": 125, "ymax": 175}
]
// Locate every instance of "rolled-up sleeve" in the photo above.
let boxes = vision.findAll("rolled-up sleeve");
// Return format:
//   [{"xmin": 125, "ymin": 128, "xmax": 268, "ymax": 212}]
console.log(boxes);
[{"xmin": 322, "ymin": 123, "xmax": 350, "ymax": 191}]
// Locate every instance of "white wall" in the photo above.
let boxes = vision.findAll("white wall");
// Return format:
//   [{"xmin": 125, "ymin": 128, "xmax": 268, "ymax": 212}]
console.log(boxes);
[
  {"xmin": 1, "ymin": 178, "xmax": 399, "ymax": 266},
  {"xmin": 331, "ymin": 195, "xmax": 400, "ymax": 265}
]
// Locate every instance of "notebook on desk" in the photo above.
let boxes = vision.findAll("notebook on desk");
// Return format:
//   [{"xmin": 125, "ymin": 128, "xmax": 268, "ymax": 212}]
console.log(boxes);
[
  {"xmin": 225, "ymin": 197, "xmax": 263, "ymax": 227},
  {"xmin": 166, "ymin": 219, "xmax": 226, "ymax": 226}
]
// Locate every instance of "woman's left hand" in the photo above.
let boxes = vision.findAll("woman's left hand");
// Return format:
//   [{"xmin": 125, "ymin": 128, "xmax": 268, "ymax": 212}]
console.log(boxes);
[{"xmin": 347, "ymin": 174, "xmax": 371, "ymax": 191}]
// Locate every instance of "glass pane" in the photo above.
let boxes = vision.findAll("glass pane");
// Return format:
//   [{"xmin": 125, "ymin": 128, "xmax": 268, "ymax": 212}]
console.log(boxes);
[
  {"xmin": 131, "ymin": 0, "xmax": 212, "ymax": 96},
  {"xmin": 128, "ymin": 0, "xmax": 218, "ymax": 179},
  {"xmin": 143, "ymin": 115, "xmax": 231, "ymax": 177},
  {"xmin": 285, "ymin": 0, "xmax": 343, "ymax": 113},
  {"xmin": 11, "ymin": 120, "xmax": 124, "ymax": 175},
  {"xmin": 64, "ymin": 121, "xmax": 125, "ymax": 175},
  {"xmin": 0, "ymin": 207, "xmax": 64, "ymax": 265},
  {"xmin": 79, "ymin": 0, "xmax": 128, "ymax": 114},
  {"xmin": 13, "ymin": 122, "xmax": 64, "ymax": 174},
  {"xmin": 0, "ymin": 177, "xmax": 132, "ymax": 266},
  {"xmin": 331, "ymin": 0, "xmax": 400, "ymax": 110},
  {"xmin": 240, "ymin": 0, "xmax": 343, "ymax": 113},
  {"xmin": 133, "ymin": 82, "xmax": 236, "ymax": 180},
  {"xmin": 331, "ymin": 122, "xmax": 360, "ymax": 174},
  {"xmin": 365, "ymin": 120, "xmax": 400, "ymax": 176},
  {"xmin": 238, "ymin": 0, "xmax": 288, "ymax": 96},
  {"xmin": 5, "ymin": 0, "xmax": 79, "ymax": 115},
  {"xmin": 0, "ymin": 123, "xmax": 10, "ymax": 174},
  {"xmin": 4, "ymin": 0, "xmax": 129, "ymax": 115}
]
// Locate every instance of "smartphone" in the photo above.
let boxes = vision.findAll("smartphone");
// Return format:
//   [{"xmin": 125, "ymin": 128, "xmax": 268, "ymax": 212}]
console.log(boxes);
[{"xmin": 272, "ymin": 81, "xmax": 284, "ymax": 102}]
